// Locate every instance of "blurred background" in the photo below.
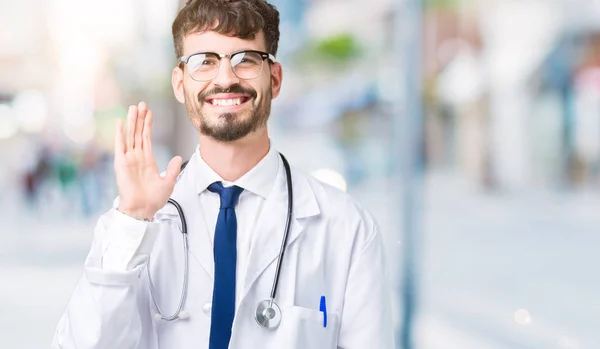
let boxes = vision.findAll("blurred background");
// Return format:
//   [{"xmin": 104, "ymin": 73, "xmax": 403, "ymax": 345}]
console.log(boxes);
[{"xmin": 1, "ymin": 0, "xmax": 599, "ymax": 347}]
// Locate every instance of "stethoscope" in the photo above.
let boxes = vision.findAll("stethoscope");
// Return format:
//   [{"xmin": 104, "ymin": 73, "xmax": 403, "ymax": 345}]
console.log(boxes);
[{"xmin": 147, "ymin": 153, "xmax": 293, "ymax": 330}]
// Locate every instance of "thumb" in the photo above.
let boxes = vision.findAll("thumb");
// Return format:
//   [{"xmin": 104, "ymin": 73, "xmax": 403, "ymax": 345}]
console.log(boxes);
[{"xmin": 165, "ymin": 156, "xmax": 183, "ymax": 183}]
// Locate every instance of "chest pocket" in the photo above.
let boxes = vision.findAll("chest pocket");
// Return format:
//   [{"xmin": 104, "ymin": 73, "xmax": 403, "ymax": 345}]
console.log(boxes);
[{"xmin": 276, "ymin": 305, "xmax": 340, "ymax": 349}]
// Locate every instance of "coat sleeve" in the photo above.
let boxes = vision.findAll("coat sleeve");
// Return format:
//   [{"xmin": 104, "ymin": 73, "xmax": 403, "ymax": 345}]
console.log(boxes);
[
  {"xmin": 337, "ymin": 224, "xmax": 395, "ymax": 349},
  {"xmin": 52, "ymin": 209, "xmax": 161, "ymax": 349}
]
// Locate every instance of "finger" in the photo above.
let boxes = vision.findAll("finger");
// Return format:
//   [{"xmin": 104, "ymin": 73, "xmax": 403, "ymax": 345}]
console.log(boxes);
[
  {"xmin": 143, "ymin": 109, "xmax": 153, "ymax": 156},
  {"xmin": 134, "ymin": 101, "xmax": 147, "ymax": 150},
  {"xmin": 114, "ymin": 118, "xmax": 125, "ymax": 155},
  {"xmin": 126, "ymin": 105, "xmax": 137, "ymax": 152},
  {"xmin": 165, "ymin": 156, "xmax": 183, "ymax": 183}
]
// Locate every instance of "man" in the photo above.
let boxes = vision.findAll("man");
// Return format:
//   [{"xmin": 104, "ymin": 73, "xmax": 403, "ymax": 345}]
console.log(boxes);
[{"xmin": 52, "ymin": 0, "xmax": 394, "ymax": 348}]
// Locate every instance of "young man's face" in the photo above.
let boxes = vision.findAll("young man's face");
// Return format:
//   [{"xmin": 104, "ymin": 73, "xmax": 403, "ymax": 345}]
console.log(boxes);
[{"xmin": 172, "ymin": 30, "xmax": 282, "ymax": 142}]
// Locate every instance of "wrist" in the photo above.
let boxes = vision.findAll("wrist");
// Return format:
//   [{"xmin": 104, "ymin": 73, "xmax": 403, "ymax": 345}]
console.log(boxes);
[{"xmin": 116, "ymin": 207, "xmax": 154, "ymax": 222}]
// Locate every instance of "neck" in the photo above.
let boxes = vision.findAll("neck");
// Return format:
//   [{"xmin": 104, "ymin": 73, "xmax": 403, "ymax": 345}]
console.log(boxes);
[{"xmin": 198, "ymin": 128, "xmax": 270, "ymax": 182}]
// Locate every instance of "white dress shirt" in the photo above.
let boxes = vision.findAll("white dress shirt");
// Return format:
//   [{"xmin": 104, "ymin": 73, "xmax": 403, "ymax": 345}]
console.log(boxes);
[{"xmin": 102, "ymin": 143, "xmax": 279, "ymax": 307}]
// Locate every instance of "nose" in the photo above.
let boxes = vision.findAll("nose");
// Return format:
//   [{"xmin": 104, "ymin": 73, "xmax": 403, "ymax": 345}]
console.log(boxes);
[{"xmin": 212, "ymin": 58, "xmax": 240, "ymax": 88}]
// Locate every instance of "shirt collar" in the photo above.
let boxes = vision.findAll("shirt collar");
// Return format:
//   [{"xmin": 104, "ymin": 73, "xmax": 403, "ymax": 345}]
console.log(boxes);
[{"xmin": 191, "ymin": 142, "xmax": 279, "ymax": 200}]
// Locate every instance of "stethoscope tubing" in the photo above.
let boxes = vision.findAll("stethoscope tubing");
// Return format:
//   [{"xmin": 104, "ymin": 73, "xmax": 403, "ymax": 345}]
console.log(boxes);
[
  {"xmin": 148, "ymin": 153, "xmax": 292, "ymax": 326},
  {"xmin": 147, "ymin": 197, "xmax": 190, "ymax": 321},
  {"xmin": 269, "ymin": 153, "xmax": 293, "ymax": 301}
]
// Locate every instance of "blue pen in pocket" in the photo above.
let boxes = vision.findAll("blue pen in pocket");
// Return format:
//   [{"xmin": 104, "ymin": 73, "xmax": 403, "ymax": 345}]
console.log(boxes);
[{"xmin": 319, "ymin": 296, "xmax": 327, "ymax": 328}]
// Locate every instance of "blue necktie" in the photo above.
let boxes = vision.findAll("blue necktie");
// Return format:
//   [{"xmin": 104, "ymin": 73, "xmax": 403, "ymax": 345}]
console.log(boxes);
[{"xmin": 207, "ymin": 182, "xmax": 244, "ymax": 349}]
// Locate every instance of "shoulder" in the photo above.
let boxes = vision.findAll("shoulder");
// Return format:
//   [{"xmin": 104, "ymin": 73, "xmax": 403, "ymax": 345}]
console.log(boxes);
[
  {"xmin": 290, "ymin": 166, "xmax": 385, "ymax": 273},
  {"xmin": 291, "ymin": 166, "xmax": 378, "ymax": 237}
]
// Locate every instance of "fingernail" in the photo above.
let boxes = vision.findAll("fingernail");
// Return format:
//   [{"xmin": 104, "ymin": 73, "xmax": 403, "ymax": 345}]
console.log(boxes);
[{"xmin": 139, "ymin": 101, "xmax": 146, "ymax": 109}]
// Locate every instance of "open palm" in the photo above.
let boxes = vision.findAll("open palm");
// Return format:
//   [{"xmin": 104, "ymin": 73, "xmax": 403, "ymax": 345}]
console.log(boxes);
[{"xmin": 114, "ymin": 102, "xmax": 182, "ymax": 220}]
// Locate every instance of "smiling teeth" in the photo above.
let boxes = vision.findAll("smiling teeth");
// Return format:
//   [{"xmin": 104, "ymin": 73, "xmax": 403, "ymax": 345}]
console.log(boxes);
[{"xmin": 212, "ymin": 98, "xmax": 242, "ymax": 106}]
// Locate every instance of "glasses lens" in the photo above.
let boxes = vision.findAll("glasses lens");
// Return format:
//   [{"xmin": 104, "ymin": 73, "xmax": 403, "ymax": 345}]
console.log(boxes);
[
  {"xmin": 187, "ymin": 53, "xmax": 219, "ymax": 81},
  {"xmin": 231, "ymin": 51, "xmax": 264, "ymax": 79}
]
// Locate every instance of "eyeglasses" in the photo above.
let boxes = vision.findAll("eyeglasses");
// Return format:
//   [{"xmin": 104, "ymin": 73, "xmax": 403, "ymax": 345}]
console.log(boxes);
[{"xmin": 179, "ymin": 49, "xmax": 276, "ymax": 82}]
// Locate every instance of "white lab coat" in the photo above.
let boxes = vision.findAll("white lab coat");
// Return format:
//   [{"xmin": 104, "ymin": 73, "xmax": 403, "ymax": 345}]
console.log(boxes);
[{"xmin": 52, "ymin": 154, "xmax": 394, "ymax": 349}]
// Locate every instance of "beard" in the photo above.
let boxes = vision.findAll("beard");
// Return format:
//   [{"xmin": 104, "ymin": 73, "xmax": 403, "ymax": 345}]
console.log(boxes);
[{"xmin": 184, "ymin": 84, "xmax": 272, "ymax": 142}]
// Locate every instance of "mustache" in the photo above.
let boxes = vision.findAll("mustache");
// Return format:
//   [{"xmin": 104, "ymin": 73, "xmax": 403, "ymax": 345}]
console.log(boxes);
[{"xmin": 198, "ymin": 84, "xmax": 257, "ymax": 102}]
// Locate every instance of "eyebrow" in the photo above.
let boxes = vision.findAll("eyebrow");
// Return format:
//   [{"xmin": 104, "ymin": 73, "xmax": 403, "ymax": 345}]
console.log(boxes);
[{"xmin": 186, "ymin": 48, "xmax": 263, "ymax": 55}]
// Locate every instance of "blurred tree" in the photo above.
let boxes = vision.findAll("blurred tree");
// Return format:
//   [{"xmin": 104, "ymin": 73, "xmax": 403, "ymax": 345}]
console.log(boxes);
[
  {"xmin": 290, "ymin": 33, "xmax": 363, "ymax": 77},
  {"xmin": 313, "ymin": 34, "xmax": 361, "ymax": 61},
  {"xmin": 424, "ymin": 0, "xmax": 461, "ymax": 10}
]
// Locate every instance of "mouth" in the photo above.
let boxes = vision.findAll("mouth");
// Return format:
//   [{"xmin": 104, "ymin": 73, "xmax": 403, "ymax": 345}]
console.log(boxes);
[{"xmin": 205, "ymin": 94, "xmax": 253, "ymax": 109}]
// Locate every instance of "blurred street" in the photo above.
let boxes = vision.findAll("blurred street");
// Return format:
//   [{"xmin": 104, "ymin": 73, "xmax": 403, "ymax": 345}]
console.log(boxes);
[
  {"xmin": 3, "ymin": 0, "xmax": 600, "ymax": 347},
  {"xmin": 417, "ymin": 177, "xmax": 600, "ymax": 349},
  {"xmin": 1, "ymin": 171, "xmax": 598, "ymax": 348}
]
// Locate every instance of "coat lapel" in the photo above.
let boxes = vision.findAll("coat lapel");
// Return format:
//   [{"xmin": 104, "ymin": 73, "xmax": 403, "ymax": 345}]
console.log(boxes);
[
  {"xmin": 239, "ymin": 159, "xmax": 320, "ymax": 303},
  {"xmin": 157, "ymin": 155, "xmax": 215, "ymax": 280}
]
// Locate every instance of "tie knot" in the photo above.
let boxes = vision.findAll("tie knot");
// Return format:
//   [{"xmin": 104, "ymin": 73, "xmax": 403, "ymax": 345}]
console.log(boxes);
[{"xmin": 208, "ymin": 182, "xmax": 244, "ymax": 209}]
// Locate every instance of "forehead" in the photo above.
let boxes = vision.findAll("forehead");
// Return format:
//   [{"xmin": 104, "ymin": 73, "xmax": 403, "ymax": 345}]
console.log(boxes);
[{"xmin": 182, "ymin": 30, "xmax": 267, "ymax": 56}]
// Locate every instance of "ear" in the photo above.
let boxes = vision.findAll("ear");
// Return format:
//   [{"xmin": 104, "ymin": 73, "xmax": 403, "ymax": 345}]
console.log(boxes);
[
  {"xmin": 172, "ymin": 65, "xmax": 186, "ymax": 104},
  {"xmin": 270, "ymin": 62, "xmax": 283, "ymax": 99}
]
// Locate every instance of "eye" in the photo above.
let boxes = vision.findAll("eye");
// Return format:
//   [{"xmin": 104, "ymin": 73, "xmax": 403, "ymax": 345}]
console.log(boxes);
[{"xmin": 234, "ymin": 53, "xmax": 262, "ymax": 66}]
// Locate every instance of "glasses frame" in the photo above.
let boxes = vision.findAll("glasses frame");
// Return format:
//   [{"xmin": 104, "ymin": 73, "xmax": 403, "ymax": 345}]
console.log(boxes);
[{"xmin": 179, "ymin": 49, "xmax": 276, "ymax": 82}]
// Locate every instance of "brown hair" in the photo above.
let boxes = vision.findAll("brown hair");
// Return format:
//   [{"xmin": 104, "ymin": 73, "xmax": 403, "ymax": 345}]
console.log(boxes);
[{"xmin": 172, "ymin": 0, "xmax": 280, "ymax": 58}]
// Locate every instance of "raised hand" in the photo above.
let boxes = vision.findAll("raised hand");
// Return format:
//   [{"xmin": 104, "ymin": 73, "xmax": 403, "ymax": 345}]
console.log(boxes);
[{"xmin": 114, "ymin": 102, "xmax": 183, "ymax": 221}]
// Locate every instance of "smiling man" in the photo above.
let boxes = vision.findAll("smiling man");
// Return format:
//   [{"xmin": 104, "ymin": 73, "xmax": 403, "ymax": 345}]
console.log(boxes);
[
  {"xmin": 52, "ymin": 1, "xmax": 394, "ymax": 348},
  {"xmin": 178, "ymin": 32, "xmax": 276, "ymax": 144}
]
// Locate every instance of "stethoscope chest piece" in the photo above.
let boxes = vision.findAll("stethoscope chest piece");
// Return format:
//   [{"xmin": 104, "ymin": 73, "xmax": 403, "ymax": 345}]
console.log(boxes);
[{"xmin": 255, "ymin": 299, "xmax": 282, "ymax": 329}]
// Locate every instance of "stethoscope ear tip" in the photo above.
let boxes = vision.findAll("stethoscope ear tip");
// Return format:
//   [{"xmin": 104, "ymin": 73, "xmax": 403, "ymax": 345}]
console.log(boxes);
[
  {"xmin": 178, "ymin": 311, "xmax": 190, "ymax": 320},
  {"xmin": 152, "ymin": 313, "xmax": 163, "ymax": 322}
]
